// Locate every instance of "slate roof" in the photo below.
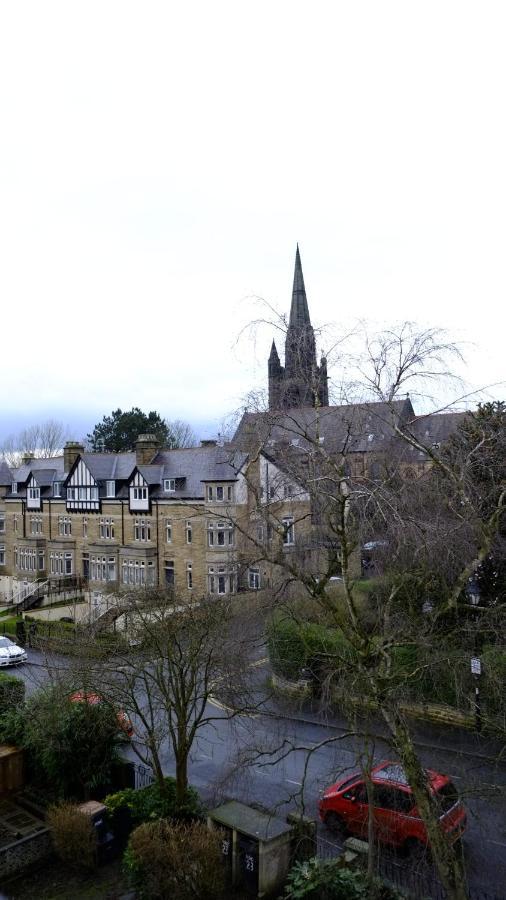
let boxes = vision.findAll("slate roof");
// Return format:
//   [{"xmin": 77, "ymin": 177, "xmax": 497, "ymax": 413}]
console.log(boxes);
[
  {"xmin": 12, "ymin": 457, "xmax": 65, "ymax": 484},
  {"xmin": 233, "ymin": 399, "xmax": 415, "ymax": 454},
  {"xmin": 81, "ymin": 452, "xmax": 136, "ymax": 481},
  {"xmin": 0, "ymin": 460, "xmax": 12, "ymax": 485},
  {"xmin": 150, "ymin": 447, "xmax": 248, "ymax": 498}
]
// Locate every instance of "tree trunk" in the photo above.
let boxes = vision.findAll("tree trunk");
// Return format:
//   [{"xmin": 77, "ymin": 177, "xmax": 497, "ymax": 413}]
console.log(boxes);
[{"xmin": 381, "ymin": 704, "xmax": 469, "ymax": 900}]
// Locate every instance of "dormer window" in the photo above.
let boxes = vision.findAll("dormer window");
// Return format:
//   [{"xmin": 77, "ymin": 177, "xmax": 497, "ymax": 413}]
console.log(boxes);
[
  {"xmin": 133, "ymin": 486, "xmax": 147, "ymax": 501},
  {"xmin": 164, "ymin": 479, "xmax": 175, "ymax": 492},
  {"xmin": 106, "ymin": 480, "xmax": 115, "ymax": 498},
  {"xmin": 53, "ymin": 482, "xmax": 61, "ymax": 498},
  {"xmin": 28, "ymin": 486, "xmax": 40, "ymax": 501},
  {"xmin": 216, "ymin": 486, "xmax": 224, "ymax": 501},
  {"xmin": 11, "ymin": 482, "xmax": 17, "ymax": 494}
]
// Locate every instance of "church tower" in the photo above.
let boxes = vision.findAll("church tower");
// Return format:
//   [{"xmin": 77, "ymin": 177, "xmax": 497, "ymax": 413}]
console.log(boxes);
[{"xmin": 268, "ymin": 246, "xmax": 329, "ymax": 410}]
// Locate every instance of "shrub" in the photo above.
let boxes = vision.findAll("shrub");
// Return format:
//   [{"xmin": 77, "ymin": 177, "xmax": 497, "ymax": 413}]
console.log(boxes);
[
  {"xmin": 0, "ymin": 617, "xmax": 20, "ymax": 636},
  {"xmin": 0, "ymin": 673, "xmax": 25, "ymax": 712},
  {"xmin": 105, "ymin": 777, "xmax": 203, "ymax": 838},
  {"xmin": 0, "ymin": 684, "xmax": 123, "ymax": 799},
  {"xmin": 47, "ymin": 802, "xmax": 97, "ymax": 872},
  {"xmin": 267, "ymin": 612, "xmax": 354, "ymax": 682},
  {"xmin": 125, "ymin": 819, "xmax": 225, "ymax": 900},
  {"xmin": 284, "ymin": 858, "xmax": 405, "ymax": 900}
]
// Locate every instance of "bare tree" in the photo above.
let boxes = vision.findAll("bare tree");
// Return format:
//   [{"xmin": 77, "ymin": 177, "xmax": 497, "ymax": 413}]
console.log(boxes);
[
  {"xmin": 0, "ymin": 418, "xmax": 70, "ymax": 464},
  {"xmin": 94, "ymin": 589, "xmax": 260, "ymax": 805}
]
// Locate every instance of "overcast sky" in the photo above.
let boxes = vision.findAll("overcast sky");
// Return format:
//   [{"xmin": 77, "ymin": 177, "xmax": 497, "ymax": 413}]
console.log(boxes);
[{"xmin": 0, "ymin": 1, "xmax": 504, "ymax": 443}]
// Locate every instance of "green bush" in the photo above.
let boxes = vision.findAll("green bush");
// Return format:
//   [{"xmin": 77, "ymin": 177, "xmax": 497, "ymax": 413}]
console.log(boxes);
[
  {"xmin": 285, "ymin": 858, "xmax": 405, "ymax": 899},
  {"xmin": 0, "ymin": 684, "xmax": 123, "ymax": 799},
  {"xmin": 0, "ymin": 673, "xmax": 25, "ymax": 713},
  {"xmin": 124, "ymin": 819, "xmax": 225, "ymax": 900},
  {"xmin": 482, "ymin": 645, "xmax": 506, "ymax": 718},
  {"xmin": 267, "ymin": 613, "xmax": 354, "ymax": 682},
  {"xmin": 105, "ymin": 777, "xmax": 203, "ymax": 836},
  {"xmin": 0, "ymin": 617, "xmax": 21, "ymax": 635}
]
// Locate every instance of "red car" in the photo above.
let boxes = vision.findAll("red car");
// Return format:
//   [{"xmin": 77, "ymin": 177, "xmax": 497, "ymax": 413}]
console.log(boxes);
[
  {"xmin": 69, "ymin": 691, "xmax": 134, "ymax": 738},
  {"xmin": 319, "ymin": 761, "xmax": 466, "ymax": 852}
]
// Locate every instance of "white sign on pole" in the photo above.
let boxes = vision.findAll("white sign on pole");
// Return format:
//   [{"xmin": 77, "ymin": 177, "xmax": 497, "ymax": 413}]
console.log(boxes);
[{"xmin": 470, "ymin": 657, "xmax": 481, "ymax": 676}]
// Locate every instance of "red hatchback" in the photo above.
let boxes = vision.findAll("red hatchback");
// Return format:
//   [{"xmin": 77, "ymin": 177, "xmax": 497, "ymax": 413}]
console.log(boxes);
[
  {"xmin": 319, "ymin": 761, "xmax": 466, "ymax": 852},
  {"xmin": 69, "ymin": 691, "xmax": 134, "ymax": 738}
]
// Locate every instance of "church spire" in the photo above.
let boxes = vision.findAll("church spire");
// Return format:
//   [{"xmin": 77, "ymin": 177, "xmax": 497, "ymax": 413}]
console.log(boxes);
[{"xmin": 289, "ymin": 244, "xmax": 311, "ymax": 329}]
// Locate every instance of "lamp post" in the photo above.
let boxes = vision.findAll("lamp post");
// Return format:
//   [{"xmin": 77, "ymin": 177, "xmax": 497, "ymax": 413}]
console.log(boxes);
[{"xmin": 467, "ymin": 575, "xmax": 482, "ymax": 732}]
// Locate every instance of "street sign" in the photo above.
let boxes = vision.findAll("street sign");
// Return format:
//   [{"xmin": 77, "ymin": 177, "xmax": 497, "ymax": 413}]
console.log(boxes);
[{"xmin": 470, "ymin": 657, "xmax": 481, "ymax": 676}]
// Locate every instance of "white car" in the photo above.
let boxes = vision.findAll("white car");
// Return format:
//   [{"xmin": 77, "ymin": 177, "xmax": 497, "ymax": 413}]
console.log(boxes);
[{"xmin": 0, "ymin": 635, "xmax": 27, "ymax": 666}]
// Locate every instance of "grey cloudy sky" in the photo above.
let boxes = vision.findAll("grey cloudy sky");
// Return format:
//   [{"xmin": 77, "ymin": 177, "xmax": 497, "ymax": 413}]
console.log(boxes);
[{"xmin": 0, "ymin": 1, "xmax": 504, "ymax": 441}]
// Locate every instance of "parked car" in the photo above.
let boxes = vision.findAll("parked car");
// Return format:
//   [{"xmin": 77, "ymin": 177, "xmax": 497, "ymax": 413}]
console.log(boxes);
[
  {"xmin": 69, "ymin": 690, "xmax": 134, "ymax": 738},
  {"xmin": 0, "ymin": 635, "xmax": 27, "ymax": 666},
  {"xmin": 319, "ymin": 760, "xmax": 466, "ymax": 852}
]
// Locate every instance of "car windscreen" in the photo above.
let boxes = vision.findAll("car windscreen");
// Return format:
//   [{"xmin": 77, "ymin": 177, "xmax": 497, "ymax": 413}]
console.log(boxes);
[
  {"xmin": 436, "ymin": 781, "xmax": 459, "ymax": 813},
  {"xmin": 0, "ymin": 637, "xmax": 11, "ymax": 648}
]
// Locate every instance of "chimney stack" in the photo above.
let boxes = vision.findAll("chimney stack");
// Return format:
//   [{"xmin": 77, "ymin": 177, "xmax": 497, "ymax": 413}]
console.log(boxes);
[
  {"xmin": 135, "ymin": 434, "xmax": 159, "ymax": 466},
  {"xmin": 200, "ymin": 439, "xmax": 217, "ymax": 448},
  {"xmin": 64, "ymin": 441, "xmax": 84, "ymax": 472},
  {"xmin": 22, "ymin": 452, "xmax": 36, "ymax": 466}
]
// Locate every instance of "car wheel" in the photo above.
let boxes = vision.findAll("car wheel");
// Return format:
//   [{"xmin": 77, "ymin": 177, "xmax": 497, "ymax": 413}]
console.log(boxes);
[{"xmin": 324, "ymin": 812, "xmax": 347, "ymax": 836}]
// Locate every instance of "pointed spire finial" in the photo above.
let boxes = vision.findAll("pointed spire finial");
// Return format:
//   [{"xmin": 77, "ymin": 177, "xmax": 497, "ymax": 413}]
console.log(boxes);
[{"xmin": 289, "ymin": 245, "xmax": 311, "ymax": 328}]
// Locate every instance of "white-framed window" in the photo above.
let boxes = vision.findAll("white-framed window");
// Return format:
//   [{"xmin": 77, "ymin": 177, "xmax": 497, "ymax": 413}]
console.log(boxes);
[
  {"xmin": 0, "ymin": 545, "xmax": 5, "ymax": 566},
  {"xmin": 14, "ymin": 546, "xmax": 18, "ymax": 568},
  {"xmin": 248, "ymin": 567, "xmax": 260, "ymax": 590},
  {"xmin": 207, "ymin": 520, "xmax": 234, "ymax": 547},
  {"xmin": 256, "ymin": 524, "xmax": 264, "ymax": 543},
  {"xmin": 133, "ymin": 486, "xmax": 148, "ymax": 501},
  {"xmin": 91, "ymin": 555, "xmax": 117, "ymax": 582},
  {"xmin": 30, "ymin": 516, "xmax": 43, "ymax": 535},
  {"xmin": 186, "ymin": 521, "xmax": 192, "ymax": 544},
  {"xmin": 0, "ymin": 514, "xmax": 5, "ymax": 534},
  {"xmin": 106, "ymin": 480, "xmax": 115, "ymax": 498},
  {"xmin": 164, "ymin": 479, "xmax": 175, "ymax": 492},
  {"xmin": 134, "ymin": 519, "xmax": 151, "ymax": 542},
  {"xmin": 207, "ymin": 486, "xmax": 213, "ymax": 501},
  {"xmin": 99, "ymin": 517, "xmax": 115, "ymax": 540},
  {"xmin": 11, "ymin": 482, "xmax": 17, "ymax": 494},
  {"xmin": 283, "ymin": 483, "xmax": 294, "ymax": 499},
  {"xmin": 82, "ymin": 517, "xmax": 88, "ymax": 538},
  {"xmin": 165, "ymin": 520, "xmax": 172, "ymax": 543},
  {"xmin": 18, "ymin": 547, "xmax": 37, "ymax": 572},
  {"xmin": 216, "ymin": 486, "xmax": 224, "ymax": 501},
  {"xmin": 67, "ymin": 485, "xmax": 98, "ymax": 502},
  {"xmin": 282, "ymin": 516, "xmax": 295, "ymax": 546},
  {"xmin": 164, "ymin": 559, "xmax": 175, "ymax": 587},
  {"xmin": 13, "ymin": 515, "xmax": 18, "ymax": 533},
  {"xmin": 187, "ymin": 562, "xmax": 193, "ymax": 589},
  {"xmin": 269, "ymin": 485, "xmax": 275, "ymax": 499},
  {"xmin": 28, "ymin": 486, "xmax": 40, "ymax": 501},
  {"xmin": 58, "ymin": 515, "xmax": 72, "ymax": 537},
  {"xmin": 227, "ymin": 485, "xmax": 233, "ymax": 502},
  {"xmin": 122, "ymin": 558, "xmax": 147, "ymax": 586},
  {"xmin": 38, "ymin": 549, "xmax": 45, "ymax": 571},
  {"xmin": 53, "ymin": 482, "xmax": 61, "ymax": 497},
  {"xmin": 208, "ymin": 565, "xmax": 236, "ymax": 595},
  {"xmin": 50, "ymin": 551, "xmax": 70, "ymax": 576}
]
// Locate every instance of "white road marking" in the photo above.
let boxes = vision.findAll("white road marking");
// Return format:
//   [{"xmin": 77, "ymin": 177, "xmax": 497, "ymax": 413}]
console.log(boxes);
[
  {"xmin": 486, "ymin": 839, "xmax": 506, "ymax": 848},
  {"xmin": 286, "ymin": 779, "xmax": 302, "ymax": 786}
]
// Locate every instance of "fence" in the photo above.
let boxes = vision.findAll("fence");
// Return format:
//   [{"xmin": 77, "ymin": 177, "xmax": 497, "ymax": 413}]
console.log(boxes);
[{"xmin": 317, "ymin": 836, "xmax": 503, "ymax": 900}]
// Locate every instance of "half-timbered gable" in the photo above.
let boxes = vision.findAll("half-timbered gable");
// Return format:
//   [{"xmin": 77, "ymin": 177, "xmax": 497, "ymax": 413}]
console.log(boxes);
[
  {"xmin": 65, "ymin": 458, "xmax": 100, "ymax": 511},
  {"xmin": 129, "ymin": 469, "xmax": 150, "ymax": 512},
  {"xmin": 26, "ymin": 474, "xmax": 41, "ymax": 510}
]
